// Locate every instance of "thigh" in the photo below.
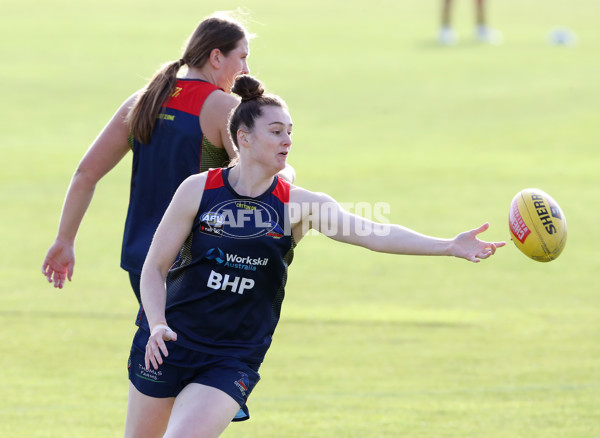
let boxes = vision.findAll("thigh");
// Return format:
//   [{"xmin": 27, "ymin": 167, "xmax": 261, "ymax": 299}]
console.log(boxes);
[
  {"xmin": 163, "ymin": 383, "xmax": 240, "ymax": 438},
  {"xmin": 124, "ymin": 381, "xmax": 174, "ymax": 438}
]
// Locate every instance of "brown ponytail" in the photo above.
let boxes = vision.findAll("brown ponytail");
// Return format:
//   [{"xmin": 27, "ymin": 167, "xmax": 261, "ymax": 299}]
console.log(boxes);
[
  {"xmin": 126, "ymin": 60, "xmax": 183, "ymax": 144},
  {"xmin": 126, "ymin": 14, "xmax": 249, "ymax": 144}
]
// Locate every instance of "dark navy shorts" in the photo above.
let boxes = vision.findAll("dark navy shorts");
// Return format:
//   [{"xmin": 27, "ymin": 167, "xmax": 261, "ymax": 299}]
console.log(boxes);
[{"xmin": 128, "ymin": 329, "xmax": 260, "ymax": 421}]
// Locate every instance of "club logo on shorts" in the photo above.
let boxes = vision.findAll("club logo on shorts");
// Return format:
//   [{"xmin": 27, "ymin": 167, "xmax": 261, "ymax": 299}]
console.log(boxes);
[{"xmin": 234, "ymin": 372, "xmax": 250, "ymax": 397}]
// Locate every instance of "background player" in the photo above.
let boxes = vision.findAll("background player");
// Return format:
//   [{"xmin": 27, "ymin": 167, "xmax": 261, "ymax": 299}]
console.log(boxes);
[
  {"xmin": 42, "ymin": 12, "xmax": 294, "ymax": 302},
  {"xmin": 438, "ymin": 0, "xmax": 501, "ymax": 45}
]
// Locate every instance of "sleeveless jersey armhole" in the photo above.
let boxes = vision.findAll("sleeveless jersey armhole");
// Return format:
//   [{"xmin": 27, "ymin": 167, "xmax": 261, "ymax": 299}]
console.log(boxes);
[{"xmin": 201, "ymin": 136, "xmax": 231, "ymax": 171}]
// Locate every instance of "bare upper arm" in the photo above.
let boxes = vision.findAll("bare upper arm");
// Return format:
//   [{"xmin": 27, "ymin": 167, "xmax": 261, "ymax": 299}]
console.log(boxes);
[
  {"xmin": 75, "ymin": 93, "xmax": 138, "ymax": 182},
  {"xmin": 199, "ymin": 90, "xmax": 240, "ymax": 160},
  {"xmin": 145, "ymin": 173, "xmax": 208, "ymax": 274},
  {"xmin": 289, "ymin": 187, "xmax": 337, "ymax": 243},
  {"xmin": 289, "ymin": 187, "xmax": 381, "ymax": 248}
]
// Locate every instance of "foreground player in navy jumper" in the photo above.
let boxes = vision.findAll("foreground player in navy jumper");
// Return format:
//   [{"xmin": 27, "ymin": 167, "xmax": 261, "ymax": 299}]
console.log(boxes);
[{"xmin": 124, "ymin": 75, "xmax": 506, "ymax": 437}]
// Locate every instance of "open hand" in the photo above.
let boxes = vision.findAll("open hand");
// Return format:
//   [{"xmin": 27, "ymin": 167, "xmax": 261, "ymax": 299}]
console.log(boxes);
[
  {"xmin": 41, "ymin": 240, "xmax": 75, "ymax": 288},
  {"xmin": 451, "ymin": 223, "xmax": 506, "ymax": 263},
  {"xmin": 145, "ymin": 324, "xmax": 178, "ymax": 370}
]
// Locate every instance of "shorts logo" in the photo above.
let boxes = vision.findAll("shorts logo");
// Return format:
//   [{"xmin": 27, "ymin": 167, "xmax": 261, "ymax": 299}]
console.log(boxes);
[
  {"xmin": 234, "ymin": 372, "xmax": 250, "ymax": 397},
  {"xmin": 136, "ymin": 364, "xmax": 166, "ymax": 383}
]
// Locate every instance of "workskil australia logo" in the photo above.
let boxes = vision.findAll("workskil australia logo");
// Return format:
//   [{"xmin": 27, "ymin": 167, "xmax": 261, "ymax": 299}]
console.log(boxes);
[
  {"xmin": 204, "ymin": 247, "xmax": 225, "ymax": 263},
  {"xmin": 204, "ymin": 248, "xmax": 268, "ymax": 271}
]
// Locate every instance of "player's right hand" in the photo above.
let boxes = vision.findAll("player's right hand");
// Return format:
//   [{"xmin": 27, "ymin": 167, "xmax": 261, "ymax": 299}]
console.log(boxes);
[
  {"xmin": 145, "ymin": 325, "xmax": 178, "ymax": 370},
  {"xmin": 41, "ymin": 240, "xmax": 75, "ymax": 289}
]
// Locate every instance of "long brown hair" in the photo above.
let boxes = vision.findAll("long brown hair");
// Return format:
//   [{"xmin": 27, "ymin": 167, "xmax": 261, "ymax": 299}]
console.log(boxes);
[{"xmin": 126, "ymin": 13, "xmax": 249, "ymax": 144}]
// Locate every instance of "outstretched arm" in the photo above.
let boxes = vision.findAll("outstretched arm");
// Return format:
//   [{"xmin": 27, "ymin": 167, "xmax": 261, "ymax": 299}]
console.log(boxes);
[
  {"xmin": 290, "ymin": 189, "xmax": 505, "ymax": 263},
  {"xmin": 41, "ymin": 93, "xmax": 137, "ymax": 288}
]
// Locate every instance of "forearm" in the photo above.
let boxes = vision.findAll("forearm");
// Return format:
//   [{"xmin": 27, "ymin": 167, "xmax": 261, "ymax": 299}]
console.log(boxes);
[
  {"xmin": 140, "ymin": 266, "xmax": 168, "ymax": 329},
  {"xmin": 365, "ymin": 224, "xmax": 453, "ymax": 256},
  {"xmin": 54, "ymin": 96, "xmax": 133, "ymax": 245},
  {"xmin": 295, "ymin": 189, "xmax": 503, "ymax": 263},
  {"xmin": 55, "ymin": 171, "xmax": 97, "ymax": 245},
  {"xmin": 322, "ymin": 210, "xmax": 454, "ymax": 257}
]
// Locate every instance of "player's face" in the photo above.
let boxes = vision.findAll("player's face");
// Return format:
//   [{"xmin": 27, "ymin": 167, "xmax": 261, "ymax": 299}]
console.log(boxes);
[
  {"xmin": 247, "ymin": 105, "xmax": 292, "ymax": 172},
  {"xmin": 219, "ymin": 37, "xmax": 250, "ymax": 93}
]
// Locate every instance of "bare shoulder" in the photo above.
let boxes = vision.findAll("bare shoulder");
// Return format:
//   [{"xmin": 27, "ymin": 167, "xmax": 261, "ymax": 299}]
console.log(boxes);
[
  {"xmin": 124, "ymin": 90, "xmax": 141, "ymax": 106},
  {"xmin": 180, "ymin": 172, "xmax": 209, "ymax": 193},
  {"xmin": 289, "ymin": 185, "xmax": 336, "ymax": 205},
  {"xmin": 117, "ymin": 90, "xmax": 142, "ymax": 116},
  {"xmin": 170, "ymin": 172, "xmax": 206, "ymax": 204},
  {"xmin": 203, "ymin": 89, "xmax": 240, "ymax": 115},
  {"xmin": 200, "ymin": 90, "xmax": 240, "ymax": 148}
]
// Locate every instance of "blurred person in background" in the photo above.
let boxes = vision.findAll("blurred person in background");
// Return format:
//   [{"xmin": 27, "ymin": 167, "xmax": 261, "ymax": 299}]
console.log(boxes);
[{"xmin": 438, "ymin": 0, "xmax": 502, "ymax": 45}]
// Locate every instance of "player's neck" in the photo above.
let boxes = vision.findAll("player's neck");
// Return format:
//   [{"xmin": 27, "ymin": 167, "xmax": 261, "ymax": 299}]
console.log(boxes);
[
  {"xmin": 183, "ymin": 66, "xmax": 214, "ymax": 84},
  {"xmin": 227, "ymin": 164, "xmax": 276, "ymax": 198}
]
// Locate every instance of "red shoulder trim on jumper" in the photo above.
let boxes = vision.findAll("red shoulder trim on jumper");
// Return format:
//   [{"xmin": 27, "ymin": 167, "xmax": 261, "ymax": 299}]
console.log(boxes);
[
  {"xmin": 205, "ymin": 168, "xmax": 225, "ymax": 190},
  {"xmin": 163, "ymin": 80, "xmax": 221, "ymax": 116},
  {"xmin": 272, "ymin": 177, "xmax": 290, "ymax": 204}
]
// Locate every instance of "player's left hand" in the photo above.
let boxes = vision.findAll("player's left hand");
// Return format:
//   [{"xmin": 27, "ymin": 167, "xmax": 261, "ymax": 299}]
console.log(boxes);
[{"xmin": 450, "ymin": 223, "xmax": 506, "ymax": 263}]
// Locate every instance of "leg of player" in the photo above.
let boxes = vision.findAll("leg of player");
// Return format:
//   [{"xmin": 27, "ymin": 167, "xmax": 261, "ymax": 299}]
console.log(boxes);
[
  {"xmin": 474, "ymin": 0, "xmax": 502, "ymax": 44},
  {"xmin": 438, "ymin": 0, "xmax": 457, "ymax": 45},
  {"xmin": 163, "ymin": 383, "xmax": 240, "ymax": 438},
  {"xmin": 475, "ymin": 0, "xmax": 486, "ymax": 28},
  {"xmin": 124, "ymin": 382, "xmax": 174, "ymax": 438}
]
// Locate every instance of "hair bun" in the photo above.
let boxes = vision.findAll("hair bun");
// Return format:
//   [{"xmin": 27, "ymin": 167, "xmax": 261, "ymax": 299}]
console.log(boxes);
[{"xmin": 232, "ymin": 75, "xmax": 264, "ymax": 102}]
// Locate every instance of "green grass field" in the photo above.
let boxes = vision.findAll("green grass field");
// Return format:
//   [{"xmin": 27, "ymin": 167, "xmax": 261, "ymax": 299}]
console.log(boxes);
[{"xmin": 2, "ymin": 0, "xmax": 599, "ymax": 436}]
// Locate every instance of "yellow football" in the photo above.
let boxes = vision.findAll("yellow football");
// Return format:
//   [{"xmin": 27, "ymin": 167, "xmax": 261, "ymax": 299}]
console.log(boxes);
[{"xmin": 508, "ymin": 188, "xmax": 567, "ymax": 262}]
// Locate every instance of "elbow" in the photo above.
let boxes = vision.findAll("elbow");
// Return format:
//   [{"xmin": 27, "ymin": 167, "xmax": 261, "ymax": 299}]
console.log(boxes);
[
  {"xmin": 141, "ymin": 258, "xmax": 169, "ymax": 283},
  {"xmin": 365, "ymin": 239, "xmax": 385, "ymax": 253},
  {"xmin": 71, "ymin": 165, "xmax": 101, "ymax": 190}
]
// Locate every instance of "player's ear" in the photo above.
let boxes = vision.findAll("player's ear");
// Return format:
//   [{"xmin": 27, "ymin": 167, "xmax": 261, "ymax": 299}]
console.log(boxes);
[
  {"xmin": 208, "ymin": 48, "xmax": 222, "ymax": 68},
  {"xmin": 237, "ymin": 129, "xmax": 250, "ymax": 148}
]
